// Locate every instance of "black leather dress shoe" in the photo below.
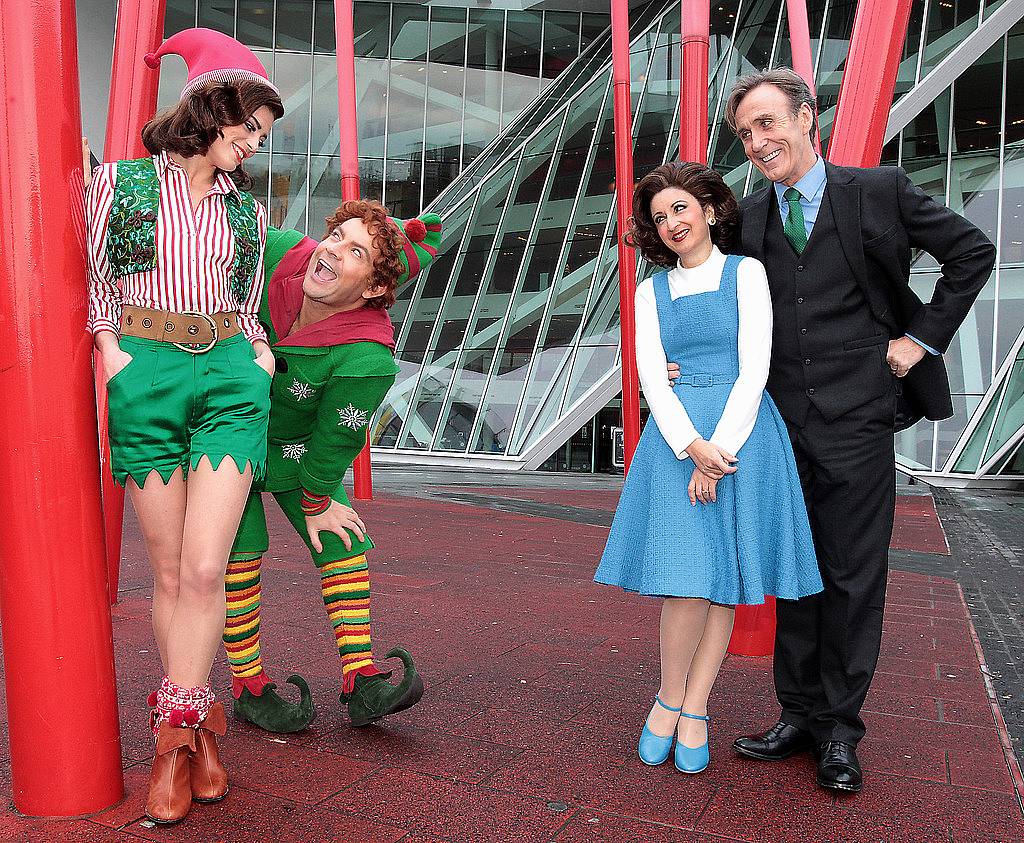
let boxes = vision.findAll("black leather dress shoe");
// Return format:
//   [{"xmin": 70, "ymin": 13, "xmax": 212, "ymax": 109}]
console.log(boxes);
[
  {"xmin": 816, "ymin": 741, "xmax": 862, "ymax": 793},
  {"xmin": 733, "ymin": 720, "xmax": 814, "ymax": 760}
]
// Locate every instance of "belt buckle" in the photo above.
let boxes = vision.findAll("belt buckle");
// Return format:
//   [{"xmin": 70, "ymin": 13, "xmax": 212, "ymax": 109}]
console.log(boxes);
[
  {"xmin": 172, "ymin": 311, "xmax": 218, "ymax": 354},
  {"xmin": 692, "ymin": 374, "xmax": 713, "ymax": 387}
]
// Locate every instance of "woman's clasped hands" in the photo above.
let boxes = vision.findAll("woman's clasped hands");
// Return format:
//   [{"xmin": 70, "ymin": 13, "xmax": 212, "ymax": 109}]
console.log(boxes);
[{"xmin": 685, "ymin": 438, "xmax": 738, "ymax": 506}]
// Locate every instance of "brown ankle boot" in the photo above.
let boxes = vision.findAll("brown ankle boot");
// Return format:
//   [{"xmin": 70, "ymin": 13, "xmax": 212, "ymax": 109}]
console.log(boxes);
[
  {"xmin": 146, "ymin": 722, "xmax": 196, "ymax": 824},
  {"xmin": 190, "ymin": 701, "xmax": 229, "ymax": 803}
]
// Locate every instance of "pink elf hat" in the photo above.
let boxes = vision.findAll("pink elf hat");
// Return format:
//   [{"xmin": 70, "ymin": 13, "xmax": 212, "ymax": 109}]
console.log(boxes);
[{"xmin": 144, "ymin": 27, "xmax": 279, "ymax": 100}]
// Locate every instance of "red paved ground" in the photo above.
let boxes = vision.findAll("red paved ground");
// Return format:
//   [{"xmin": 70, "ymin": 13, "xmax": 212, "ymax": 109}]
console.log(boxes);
[{"xmin": 1, "ymin": 488, "xmax": 1021, "ymax": 842}]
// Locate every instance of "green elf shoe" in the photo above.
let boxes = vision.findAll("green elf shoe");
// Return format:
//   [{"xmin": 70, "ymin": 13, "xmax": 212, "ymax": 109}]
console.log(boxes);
[
  {"xmin": 232, "ymin": 674, "xmax": 315, "ymax": 734},
  {"xmin": 341, "ymin": 648, "xmax": 424, "ymax": 728}
]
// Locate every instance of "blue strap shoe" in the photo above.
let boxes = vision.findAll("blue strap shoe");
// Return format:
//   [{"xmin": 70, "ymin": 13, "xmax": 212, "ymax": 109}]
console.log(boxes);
[
  {"xmin": 674, "ymin": 711, "xmax": 710, "ymax": 773},
  {"xmin": 638, "ymin": 696, "xmax": 681, "ymax": 766}
]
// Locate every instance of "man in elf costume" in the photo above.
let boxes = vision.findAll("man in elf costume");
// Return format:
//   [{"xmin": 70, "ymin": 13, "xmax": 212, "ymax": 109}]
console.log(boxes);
[{"xmin": 221, "ymin": 199, "xmax": 441, "ymax": 732}]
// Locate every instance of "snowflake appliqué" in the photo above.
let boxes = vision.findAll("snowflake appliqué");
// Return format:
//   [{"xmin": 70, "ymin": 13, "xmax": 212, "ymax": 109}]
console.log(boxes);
[
  {"xmin": 281, "ymin": 443, "xmax": 307, "ymax": 461},
  {"xmin": 288, "ymin": 379, "xmax": 315, "ymax": 401},
  {"xmin": 337, "ymin": 403, "xmax": 370, "ymax": 431}
]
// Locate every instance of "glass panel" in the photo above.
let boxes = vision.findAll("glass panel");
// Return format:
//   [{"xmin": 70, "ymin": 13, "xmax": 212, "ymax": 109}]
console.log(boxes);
[
  {"xmin": 463, "ymin": 67, "xmax": 503, "ymax": 167},
  {"xmin": 581, "ymin": 13, "xmax": 609, "ymax": 52},
  {"xmin": 996, "ymin": 268, "xmax": 1024, "ymax": 369},
  {"xmin": 509, "ymin": 345, "xmax": 574, "ymax": 454},
  {"xmin": 952, "ymin": 43, "xmax": 1003, "ymax": 154},
  {"xmin": 399, "ymin": 358, "xmax": 456, "ymax": 450},
  {"xmin": 921, "ymin": 0, "xmax": 981, "ymax": 77},
  {"xmin": 275, "ymin": 0, "xmax": 314, "ymax": 52},
  {"xmin": 896, "ymin": 419, "xmax": 936, "ymax": 470},
  {"xmin": 313, "ymin": 0, "xmax": 336, "ymax": 54},
  {"xmin": 165, "ymin": 0, "xmax": 195, "ymax": 37},
  {"xmin": 467, "ymin": 9, "xmax": 505, "ymax": 70},
  {"xmin": 936, "ymin": 395, "xmax": 983, "ymax": 468},
  {"xmin": 310, "ymin": 56, "xmax": 388, "ymax": 159},
  {"xmin": 307, "ymin": 156, "xmax": 383, "ymax": 237},
  {"xmin": 436, "ymin": 348, "xmax": 498, "ymax": 451},
  {"xmin": 543, "ymin": 11, "xmax": 580, "ymax": 79},
  {"xmin": 983, "ymin": 350, "xmax": 1024, "ymax": 462},
  {"xmin": 392, "ymin": 3, "xmax": 428, "ymax": 62},
  {"xmin": 565, "ymin": 344, "xmax": 618, "ymax": 408},
  {"xmin": 269, "ymin": 152, "xmax": 307, "ymax": 231},
  {"xmin": 429, "ymin": 7, "xmax": 466, "ymax": 65},
  {"xmin": 424, "ymin": 58, "xmax": 465, "ymax": 205},
  {"xmin": 199, "ymin": 0, "xmax": 234, "ymax": 37},
  {"xmin": 271, "ymin": 52, "xmax": 312, "ymax": 157},
  {"xmin": 353, "ymin": 0, "xmax": 389, "ymax": 58},
  {"xmin": 236, "ymin": 0, "xmax": 274, "ymax": 49},
  {"xmin": 157, "ymin": 49, "xmax": 189, "ymax": 109},
  {"xmin": 384, "ymin": 156, "xmax": 422, "ymax": 219},
  {"xmin": 952, "ymin": 383, "xmax": 1002, "ymax": 472},
  {"xmin": 505, "ymin": 11, "xmax": 542, "ymax": 77},
  {"xmin": 247, "ymin": 151, "xmax": 270, "ymax": 207},
  {"xmin": 903, "ymin": 89, "xmax": 951, "ymax": 270},
  {"xmin": 386, "ymin": 60, "xmax": 426, "ymax": 161}
]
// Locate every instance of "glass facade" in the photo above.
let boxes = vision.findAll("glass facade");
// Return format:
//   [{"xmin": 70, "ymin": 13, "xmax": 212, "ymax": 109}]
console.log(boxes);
[
  {"xmin": 158, "ymin": 0, "xmax": 1024, "ymax": 481},
  {"xmin": 161, "ymin": 1, "xmax": 609, "ymax": 228}
]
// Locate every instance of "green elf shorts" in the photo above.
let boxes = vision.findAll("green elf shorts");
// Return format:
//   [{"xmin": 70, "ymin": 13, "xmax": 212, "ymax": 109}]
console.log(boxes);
[
  {"xmin": 107, "ymin": 333, "xmax": 271, "ymax": 488},
  {"xmin": 230, "ymin": 485, "xmax": 375, "ymax": 566}
]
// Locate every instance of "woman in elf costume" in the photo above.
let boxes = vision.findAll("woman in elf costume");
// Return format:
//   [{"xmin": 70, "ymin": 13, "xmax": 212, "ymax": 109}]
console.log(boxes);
[
  {"xmin": 85, "ymin": 29, "xmax": 282, "ymax": 825},
  {"xmin": 221, "ymin": 200, "xmax": 441, "ymax": 733}
]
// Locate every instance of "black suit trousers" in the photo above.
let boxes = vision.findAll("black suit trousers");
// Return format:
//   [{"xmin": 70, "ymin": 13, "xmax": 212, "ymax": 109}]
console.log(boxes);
[{"xmin": 775, "ymin": 389, "xmax": 896, "ymax": 745}]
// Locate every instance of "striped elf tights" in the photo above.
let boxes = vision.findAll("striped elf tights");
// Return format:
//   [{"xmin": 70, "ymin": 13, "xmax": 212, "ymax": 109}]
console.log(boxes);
[{"xmin": 222, "ymin": 553, "xmax": 382, "ymax": 695}]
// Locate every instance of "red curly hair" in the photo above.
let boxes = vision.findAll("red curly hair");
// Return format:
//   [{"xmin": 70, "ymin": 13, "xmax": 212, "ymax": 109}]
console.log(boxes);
[{"xmin": 323, "ymin": 200, "xmax": 404, "ymax": 309}]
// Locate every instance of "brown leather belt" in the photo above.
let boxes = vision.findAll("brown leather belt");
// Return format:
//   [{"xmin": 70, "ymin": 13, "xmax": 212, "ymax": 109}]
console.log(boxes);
[{"xmin": 120, "ymin": 306, "xmax": 240, "ymax": 354}]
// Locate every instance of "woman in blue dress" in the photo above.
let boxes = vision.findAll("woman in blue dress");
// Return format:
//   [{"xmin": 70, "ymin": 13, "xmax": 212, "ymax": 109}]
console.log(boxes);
[{"xmin": 595, "ymin": 162, "xmax": 822, "ymax": 774}]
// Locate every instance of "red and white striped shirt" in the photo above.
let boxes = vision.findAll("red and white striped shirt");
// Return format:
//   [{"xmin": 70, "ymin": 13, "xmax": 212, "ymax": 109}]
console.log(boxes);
[{"xmin": 86, "ymin": 150, "xmax": 268, "ymax": 344}]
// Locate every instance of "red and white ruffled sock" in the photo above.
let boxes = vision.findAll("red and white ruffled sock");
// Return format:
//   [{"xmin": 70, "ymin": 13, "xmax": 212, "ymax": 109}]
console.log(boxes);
[{"xmin": 151, "ymin": 676, "xmax": 215, "ymax": 734}]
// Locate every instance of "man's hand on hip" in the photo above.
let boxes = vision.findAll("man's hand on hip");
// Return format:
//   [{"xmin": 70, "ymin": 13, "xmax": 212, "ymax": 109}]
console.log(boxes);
[{"xmin": 886, "ymin": 336, "xmax": 927, "ymax": 378}]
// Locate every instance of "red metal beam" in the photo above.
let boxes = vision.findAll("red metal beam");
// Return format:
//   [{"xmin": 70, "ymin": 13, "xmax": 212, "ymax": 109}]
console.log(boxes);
[
  {"xmin": 785, "ymin": 0, "xmax": 821, "ymax": 154},
  {"xmin": 680, "ymin": 0, "xmax": 710, "ymax": 162},
  {"xmin": 97, "ymin": 0, "xmax": 167, "ymax": 604},
  {"xmin": 827, "ymin": 0, "xmax": 914, "ymax": 166},
  {"xmin": 0, "ymin": 0, "xmax": 124, "ymax": 815},
  {"xmin": 335, "ymin": 0, "xmax": 374, "ymax": 499},
  {"xmin": 611, "ymin": 0, "xmax": 640, "ymax": 472}
]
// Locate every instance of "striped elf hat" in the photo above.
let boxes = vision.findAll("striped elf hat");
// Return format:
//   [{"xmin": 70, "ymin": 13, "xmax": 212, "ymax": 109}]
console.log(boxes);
[{"xmin": 391, "ymin": 213, "xmax": 443, "ymax": 285}]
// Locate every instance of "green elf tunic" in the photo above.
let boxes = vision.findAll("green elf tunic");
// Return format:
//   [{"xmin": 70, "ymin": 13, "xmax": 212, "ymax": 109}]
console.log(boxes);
[{"xmin": 230, "ymin": 227, "xmax": 399, "ymax": 564}]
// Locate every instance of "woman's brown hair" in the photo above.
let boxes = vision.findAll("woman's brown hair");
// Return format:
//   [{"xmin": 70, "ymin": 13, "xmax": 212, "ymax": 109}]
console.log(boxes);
[
  {"xmin": 141, "ymin": 80, "xmax": 284, "ymax": 190},
  {"xmin": 323, "ymin": 200, "xmax": 404, "ymax": 310},
  {"xmin": 626, "ymin": 162, "xmax": 739, "ymax": 268}
]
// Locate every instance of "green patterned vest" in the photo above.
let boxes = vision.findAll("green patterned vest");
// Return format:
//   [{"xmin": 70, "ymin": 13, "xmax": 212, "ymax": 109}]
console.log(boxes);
[{"xmin": 105, "ymin": 157, "xmax": 261, "ymax": 305}]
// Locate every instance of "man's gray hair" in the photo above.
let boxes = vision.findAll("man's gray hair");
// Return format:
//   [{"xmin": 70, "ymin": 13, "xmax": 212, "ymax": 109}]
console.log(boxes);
[{"xmin": 725, "ymin": 68, "xmax": 818, "ymax": 142}]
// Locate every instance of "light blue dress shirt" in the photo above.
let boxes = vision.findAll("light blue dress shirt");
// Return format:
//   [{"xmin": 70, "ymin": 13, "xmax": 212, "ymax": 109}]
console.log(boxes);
[{"xmin": 772, "ymin": 156, "xmax": 937, "ymax": 356}]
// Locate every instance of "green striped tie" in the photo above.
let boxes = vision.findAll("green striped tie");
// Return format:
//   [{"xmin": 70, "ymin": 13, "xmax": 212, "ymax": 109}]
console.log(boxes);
[{"xmin": 783, "ymin": 187, "xmax": 808, "ymax": 254}]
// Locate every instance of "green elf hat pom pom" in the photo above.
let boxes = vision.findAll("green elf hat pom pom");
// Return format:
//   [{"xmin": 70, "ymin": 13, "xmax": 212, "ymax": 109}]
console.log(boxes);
[{"xmin": 391, "ymin": 212, "xmax": 443, "ymax": 286}]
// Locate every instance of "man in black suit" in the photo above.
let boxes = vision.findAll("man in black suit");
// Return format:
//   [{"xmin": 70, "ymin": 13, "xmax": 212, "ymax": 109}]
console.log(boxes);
[{"xmin": 714, "ymin": 68, "xmax": 995, "ymax": 792}]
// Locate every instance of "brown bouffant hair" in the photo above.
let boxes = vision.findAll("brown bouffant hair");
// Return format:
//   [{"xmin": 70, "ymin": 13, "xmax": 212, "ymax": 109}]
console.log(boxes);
[
  {"xmin": 323, "ymin": 200, "xmax": 404, "ymax": 310},
  {"xmin": 141, "ymin": 80, "xmax": 284, "ymax": 191},
  {"xmin": 626, "ymin": 162, "xmax": 739, "ymax": 268}
]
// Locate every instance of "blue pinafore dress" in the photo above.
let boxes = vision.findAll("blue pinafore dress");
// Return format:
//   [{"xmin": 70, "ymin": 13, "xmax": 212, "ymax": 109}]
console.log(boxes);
[{"xmin": 595, "ymin": 255, "xmax": 823, "ymax": 605}]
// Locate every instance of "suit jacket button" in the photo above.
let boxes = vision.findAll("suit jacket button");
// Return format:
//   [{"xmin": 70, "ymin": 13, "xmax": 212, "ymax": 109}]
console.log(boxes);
[
  {"xmin": 807, "ymin": 388, "xmax": 816, "ymax": 395},
  {"xmin": 804, "ymin": 359, "xmax": 811, "ymax": 365},
  {"xmin": 797, "ymin": 297, "xmax": 804, "ymax": 304},
  {"xmin": 797, "ymin": 265, "xmax": 804, "ymax": 272},
  {"xmin": 801, "ymin": 328, "xmax": 808, "ymax": 335}
]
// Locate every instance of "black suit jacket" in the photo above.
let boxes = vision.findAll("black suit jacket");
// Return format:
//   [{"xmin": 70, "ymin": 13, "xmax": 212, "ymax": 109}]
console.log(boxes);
[{"xmin": 738, "ymin": 163, "xmax": 996, "ymax": 426}]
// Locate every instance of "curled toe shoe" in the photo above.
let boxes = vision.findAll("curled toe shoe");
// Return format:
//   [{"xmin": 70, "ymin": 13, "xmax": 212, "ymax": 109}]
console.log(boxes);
[
  {"xmin": 674, "ymin": 712, "xmax": 710, "ymax": 774},
  {"xmin": 638, "ymin": 696, "xmax": 681, "ymax": 766}
]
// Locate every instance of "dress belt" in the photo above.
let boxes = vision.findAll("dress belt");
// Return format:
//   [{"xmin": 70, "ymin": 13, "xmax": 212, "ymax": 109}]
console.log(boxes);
[
  {"xmin": 675, "ymin": 373, "xmax": 735, "ymax": 387},
  {"xmin": 120, "ymin": 306, "xmax": 240, "ymax": 354}
]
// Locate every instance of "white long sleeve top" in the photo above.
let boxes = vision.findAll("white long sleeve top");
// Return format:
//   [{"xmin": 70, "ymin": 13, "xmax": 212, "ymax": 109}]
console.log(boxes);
[{"xmin": 634, "ymin": 246, "xmax": 774, "ymax": 461}]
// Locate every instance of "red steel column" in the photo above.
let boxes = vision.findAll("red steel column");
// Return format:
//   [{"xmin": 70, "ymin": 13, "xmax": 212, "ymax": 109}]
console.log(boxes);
[
  {"xmin": 611, "ymin": 0, "xmax": 640, "ymax": 472},
  {"xmin": 827, "ymin": 0, "xmax": 914, "ymax": 166},
  {"xmin": 680, "ymin": 0, "xmax": 710, "ymax": 162},
  {"xmin": 785, "ymin": 0, "xmax": 821, "ymax": 154},
  {"xmin": 97, "ymin": 0, "xmax": 167, "ymax": 603},
  {"xmin": 336, "ymin": 0, "xmax": 373, "ymax": 499},
  {"xmin": 0, "ymin": 0, "xmax": 123, "ymax": 814}
]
